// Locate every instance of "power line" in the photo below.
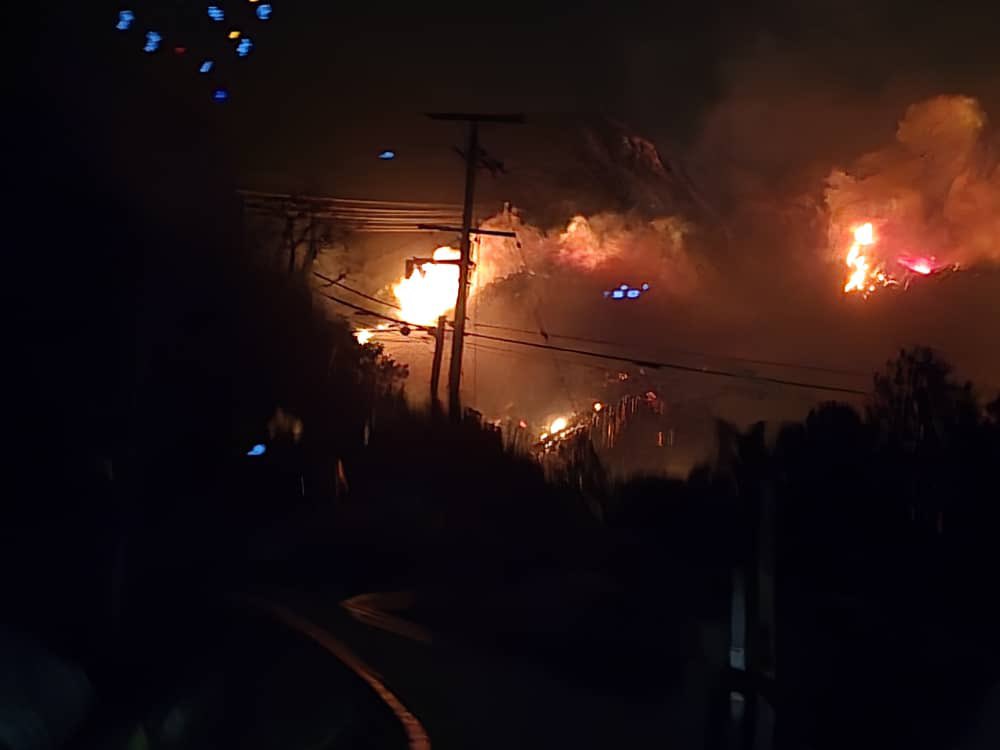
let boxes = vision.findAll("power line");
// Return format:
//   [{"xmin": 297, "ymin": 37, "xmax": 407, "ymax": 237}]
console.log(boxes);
[
  {"xmin": 462, "ymin": 331, "xmax": 868, "ymax": 396},
  {"xmin": 465, "ymin": 341, "xmax": 611, "ymax": 372},
  {"xmin": 315, "ymin": 258, "xmax": 865, "ymax": 380},
  {"xmin": 313, "ymin": 272, "xmax": 402, "ymax": 310},
  {"xmin": 316, "ymin": 291, "xmax": 431, "ymax": 331},
  {"xmin": 473, "ymin": 322, "xmax": 868, "ymax": 379},
  {"xmin": 319, "ymin": 294, "xmax": 867, "ymax": 396}
]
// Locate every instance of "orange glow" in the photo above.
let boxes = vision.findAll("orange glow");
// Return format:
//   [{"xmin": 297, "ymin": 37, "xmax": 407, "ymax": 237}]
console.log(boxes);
[
  {"xmin": 354, "ymin": 329, "xmax": 374, "ymax": 345},
  {"xmin": 392, "ymin": 247, "xmax": 464, "ymax": 326},
  {"xmin": 549, "ymin": 417, "xmax": 569, "ymax": 434},
  {"xmin": 593, "ymin": 402, "xmax": 603, "ymax": 412}
]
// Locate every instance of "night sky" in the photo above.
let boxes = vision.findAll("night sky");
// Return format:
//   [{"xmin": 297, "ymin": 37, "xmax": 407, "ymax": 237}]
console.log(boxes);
[{"xmin": 34, "ymin": 2, "xmax": 1000, "ymax": 193}]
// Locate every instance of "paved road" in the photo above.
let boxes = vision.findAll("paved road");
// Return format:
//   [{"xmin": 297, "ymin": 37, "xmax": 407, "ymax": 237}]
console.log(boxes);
[{"xmin": 258, "ymin": 588, "xmax": 727, "ymax": 750}]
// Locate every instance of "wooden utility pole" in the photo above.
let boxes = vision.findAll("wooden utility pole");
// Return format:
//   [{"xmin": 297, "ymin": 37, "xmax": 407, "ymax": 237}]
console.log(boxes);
[
  {"xmin": 427, "ymin": 113, "xmax": 523, "ymax": 421},
  {"xmin": 429, "ymin": 315, "xmax": 446, "ymax": 413},
  {"xmin": 448, "ymin": 120, "xmax": 479, "ymax": 421}
]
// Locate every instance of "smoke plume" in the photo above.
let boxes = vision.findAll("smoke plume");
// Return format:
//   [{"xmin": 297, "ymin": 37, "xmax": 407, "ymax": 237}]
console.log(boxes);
[{"xmin": 825, "ymin": 95, "xmax": 1000, "ymax": 268}]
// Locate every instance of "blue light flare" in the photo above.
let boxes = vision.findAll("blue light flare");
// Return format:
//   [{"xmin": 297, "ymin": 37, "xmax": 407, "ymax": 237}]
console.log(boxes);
[
  {"xmin": 605, "ymin": 282, "xmax": 650, "ymax": 300},
  {"xmin": 207, "ymin": 5, "xmax": 224, "ymax": 21},
  {"xmin": 144, "ymin": 31, "xmax": 161, "ymax": 53},
  {"xmin": 199, "ymin": 60, "xmax": 214, "ymax": 73},
  {"xmin": 257, "ymin": 4, "xmax": 273, "ymax": 20},
  {"xmin": 378, "ymin": 150, "xmax": 396, "ymax": 160},
  {"xmin": 236, "ymin": 38, "xmax": 253, "ymax": 57},
  {"xmin": 246, "ymin": 443, "xmax": 267, "ymax": 457},
  {"xmin": 213, "ymin": 88, "xmax": 229, "ymax": 102},
  {"xmin": 117, "ymin": 10, "xmax": 135, "ymax": 31}
]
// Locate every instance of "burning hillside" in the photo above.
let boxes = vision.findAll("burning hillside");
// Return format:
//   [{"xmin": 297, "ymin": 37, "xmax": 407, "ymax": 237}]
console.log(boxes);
[
  {"xmin": 363, "ymin": 208, "xmax": 696, "ymax": 337},
  {"xmin": 827, "ymin": 95, "xmax": 999, "ymax": 297}
]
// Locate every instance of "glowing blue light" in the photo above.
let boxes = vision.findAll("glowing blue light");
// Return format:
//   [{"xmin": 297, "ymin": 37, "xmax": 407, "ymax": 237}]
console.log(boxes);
[
  {"xmin": 144, "ymin": 31, "xmax": 161, "ymax": 53},
  {"xmin": 199, "ymin": 60, "xmax": 214, "ymax": 73},
  {"xmin": 117, "ymin": 10, "xmax": 135, "ymax": 31},
  {"xmin": 641, "ymin": 282, "xmax": 650, "ymax": 291},
  {"xmin": 611, "ymin": 289, "xmax": 625, "ymax": 299},
  {"xmin": 257, "ymin": 4, "xmax": 273, "ymax": 20},
  {"xmin": 378, "ymin": 150, "xmax": 396, "ymax": 160},
  {"xmin": 626, "ymin": 289, "xmax": 641, "ymax": 299},
  {"xmin": 213, "ymin": 88, "xmax": 229, "ymax": 102},
  {"xmin": 236, "ymin": 38, "xmax": 253, "ymax": 57},
  {"xmin": 620, "ymin": 284, "xmax": 628, "ymax": 290},
  {"xmin": 247, "ymin": 443, "xmax": 267, "ymax": 457},
  {"xmin": 207, "ymin": 5, "xmax": 224, "ymax": 21}
]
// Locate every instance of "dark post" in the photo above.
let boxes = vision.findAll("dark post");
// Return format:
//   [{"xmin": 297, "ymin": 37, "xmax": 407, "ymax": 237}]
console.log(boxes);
[
  {"xmin": 427, "ymin": 113, "xmax": 523, "ymax": 422},
  {"xmin": 430, "ymin": 314, "xmax": 446, "ymax": 414},
  {"xmin": 447, "ymin": 121, "xmax": 479, "ymax": 421}
]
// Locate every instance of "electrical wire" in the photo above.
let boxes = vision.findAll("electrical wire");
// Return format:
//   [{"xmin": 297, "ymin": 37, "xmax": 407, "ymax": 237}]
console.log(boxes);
[
  {"xmin": 320, "ymin": 294, "xmax": 867, "ymax": 396},
  {"xmin": 463, "ymin": 331, "xmax": 867, "ymax": 395},
  {"xmin": 317, "ymin": 292, "xmax": 431, "ymax": 331},
  {"xmin": 472, "ymin": 322, "xmax": 868, "ymax": 378},
  {"xmin": 313, "ymin": 272, "xmax": 402, "ymax": 310}
]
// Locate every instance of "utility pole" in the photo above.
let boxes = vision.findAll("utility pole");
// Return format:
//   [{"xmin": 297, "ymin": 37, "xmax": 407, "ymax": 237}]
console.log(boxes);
[
  {"xmin": 427, "ymin": 113, "xmax": 523, "ymax": 421},
  {"xmin": 429, "ymin": 315, "xmax": 446, "ymax": 414}
]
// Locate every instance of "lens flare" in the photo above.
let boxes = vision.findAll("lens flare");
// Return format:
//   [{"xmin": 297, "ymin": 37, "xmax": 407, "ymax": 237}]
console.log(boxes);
[{"xmin": 549, "ymin": 416, "xmax": 569, "ymax": 434}]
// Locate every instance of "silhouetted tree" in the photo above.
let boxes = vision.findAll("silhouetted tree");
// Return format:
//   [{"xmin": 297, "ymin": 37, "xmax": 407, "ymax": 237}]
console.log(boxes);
[{"xmin": 868, "ymin": 346, "xmax": 979, "ymax": 450}]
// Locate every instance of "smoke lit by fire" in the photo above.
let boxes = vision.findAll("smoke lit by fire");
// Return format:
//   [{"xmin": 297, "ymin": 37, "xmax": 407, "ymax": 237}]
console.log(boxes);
[{"xmin": 828, "ymin": 95, "xmax": 999, "ymax": 296}]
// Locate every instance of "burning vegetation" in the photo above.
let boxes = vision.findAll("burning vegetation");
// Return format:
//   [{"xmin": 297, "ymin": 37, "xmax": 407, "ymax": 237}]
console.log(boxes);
[{"xmin": 827, "ymin": 95, "xmax": 999, "ymax": 298}]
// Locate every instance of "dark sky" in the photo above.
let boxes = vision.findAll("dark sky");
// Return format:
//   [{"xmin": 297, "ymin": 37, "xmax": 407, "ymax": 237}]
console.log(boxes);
[{"xmin": 35, "ymin": 1, "xmax": 1000, "ymax": 198}]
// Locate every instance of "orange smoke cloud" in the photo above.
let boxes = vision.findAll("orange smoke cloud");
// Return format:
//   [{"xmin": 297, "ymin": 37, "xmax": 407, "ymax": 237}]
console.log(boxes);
[
  {"xmin": 826, "ymin": 95, "xmax": 1000, "ymax": 289},
  {"xmin": 383, "ymin": 208, "xmax": 695, "ymax": 325}
]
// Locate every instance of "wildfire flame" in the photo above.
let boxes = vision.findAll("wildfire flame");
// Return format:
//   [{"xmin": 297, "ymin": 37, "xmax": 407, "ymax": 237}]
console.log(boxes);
[
  {"xmin": 841, "ymin": 220, "xmax": 954, "ymax": 296},
  {"xmin": 549, "ymin": 416, "xmax": 569, "ymax": 434},
  {"xmin": 843, "ymin": 222, "xmax": 893, "ymax": 295},
  {"xmin": 392, "ymin": 247, "xmax": 463, "ymax": 326},
  {"xmin": 353, "ymin": 323, "xmax": 391, "ymax": 345}
]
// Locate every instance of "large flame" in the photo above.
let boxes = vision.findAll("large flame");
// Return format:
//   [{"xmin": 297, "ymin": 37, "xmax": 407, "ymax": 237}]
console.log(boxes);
[
  {"xmin": 549, "ymin": 416, "xmax": 569, "ymax": 434},
  {"xmin": 843, "ymin": 222, "xmax": 893, "ymax": 295},
  {"xmin": 841, "ymin": 220, "xmax": 954, "ymax": 296},
  {"xmin": 392, "ymin": 247, "xmax": 463, "ymax": 326},
  {"xmin": 829, "ymin": 96, "xmax": 996, "ymax": 296}
]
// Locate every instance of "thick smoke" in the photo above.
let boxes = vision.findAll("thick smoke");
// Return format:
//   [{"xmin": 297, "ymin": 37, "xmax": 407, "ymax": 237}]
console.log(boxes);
[
  {"xmin": 825, "ymin": 95, "xmax": 1000, "ymax": 268},
  {"xmin": 473, "ymin": 209, "xmax": 697, "ymax": 295},
  {"xmin": 313, "ymin": 97, "xmax": 1000, "ymax": 475}
]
